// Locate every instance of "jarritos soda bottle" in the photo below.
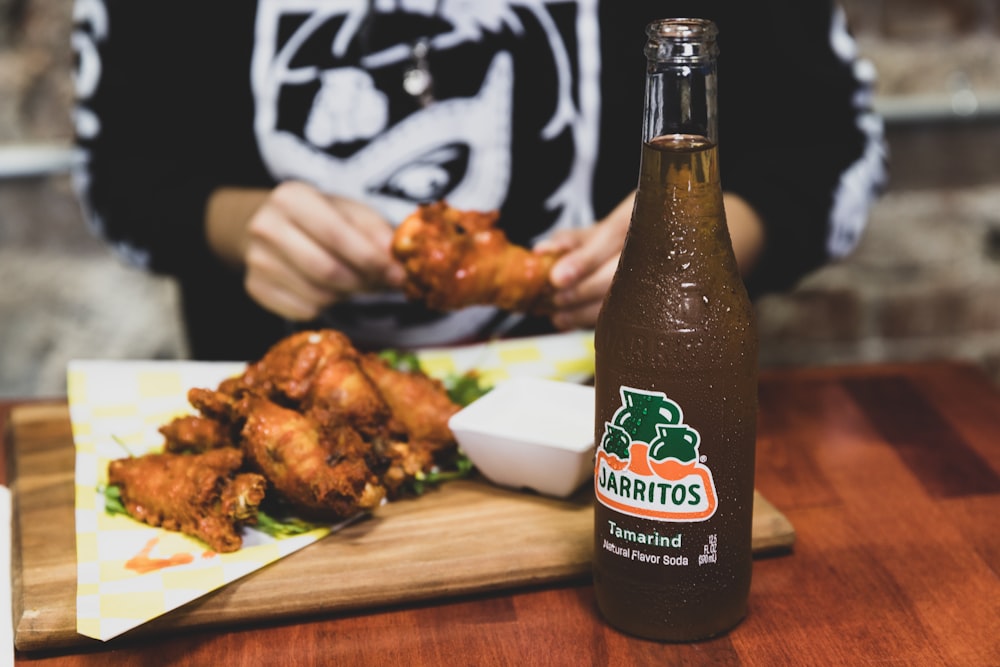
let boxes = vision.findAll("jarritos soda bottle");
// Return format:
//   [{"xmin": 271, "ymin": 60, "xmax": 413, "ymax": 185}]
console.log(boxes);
[{"xmin": 592, "ymin": 18, "xmax": 758, "ymax": 641}]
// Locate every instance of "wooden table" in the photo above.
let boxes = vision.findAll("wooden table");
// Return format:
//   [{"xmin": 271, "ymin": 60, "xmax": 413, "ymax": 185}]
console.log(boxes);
[{"xmin": 5, "ymin": 361, "xmax": 1000, "ymax": 666}]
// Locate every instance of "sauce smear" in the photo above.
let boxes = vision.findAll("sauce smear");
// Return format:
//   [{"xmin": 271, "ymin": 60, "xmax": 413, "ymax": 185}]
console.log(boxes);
[{"xmin": 125, "ymin": 537, "xmax": 195, "ymax": 574}]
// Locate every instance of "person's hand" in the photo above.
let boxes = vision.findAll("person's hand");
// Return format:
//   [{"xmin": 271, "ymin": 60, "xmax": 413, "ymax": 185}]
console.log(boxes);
[
  {"xmin": 207, "ymin": 182, "xmax": 404, "ymax": 321},
  {"xmin": 536, "ymin": 194, "xmax": 634, "ymax": 331},
  {"xmin": 537, "ymin": 191, "xmax": 765, "ymax": 331}
]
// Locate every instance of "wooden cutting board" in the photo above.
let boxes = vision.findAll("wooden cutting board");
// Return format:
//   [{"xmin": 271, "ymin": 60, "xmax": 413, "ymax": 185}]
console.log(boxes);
[{"xmin": 7, "ymin": 403, "xmax": 795, "ymax": 653}]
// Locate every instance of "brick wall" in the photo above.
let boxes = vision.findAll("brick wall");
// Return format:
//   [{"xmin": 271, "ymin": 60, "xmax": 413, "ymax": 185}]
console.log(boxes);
[
  {"xmin": 0, "ymin": 0, "xmax": 189, "ymax": 398},
  {"xmin": 2, "ymin": 1, "xmax": 1000, "ymax": 396},
  {"xmin": 0, "ymin": 0, "xmax": 73, "ymax": 143},
  {"xmin": 757, "ymin": 0, "xmax": 1000, "ymax": 383}
]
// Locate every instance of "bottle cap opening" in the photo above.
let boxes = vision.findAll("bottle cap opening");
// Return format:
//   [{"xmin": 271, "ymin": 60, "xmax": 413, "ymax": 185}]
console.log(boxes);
[{"xmin": 644, "ymin": 18, "xmax": 719, "ymax": 63}]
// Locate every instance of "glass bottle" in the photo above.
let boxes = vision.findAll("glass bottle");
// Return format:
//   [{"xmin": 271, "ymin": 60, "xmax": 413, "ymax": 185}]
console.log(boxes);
[{"xmin": 592, "ymin": 18, "xmax": 758, "ymax": 642}]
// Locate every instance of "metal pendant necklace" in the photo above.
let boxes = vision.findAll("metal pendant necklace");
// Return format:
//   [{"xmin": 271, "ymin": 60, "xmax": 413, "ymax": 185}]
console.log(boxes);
[{"xmin": 403, "ymin": 37, "xmax": 435, "ymax": 107}]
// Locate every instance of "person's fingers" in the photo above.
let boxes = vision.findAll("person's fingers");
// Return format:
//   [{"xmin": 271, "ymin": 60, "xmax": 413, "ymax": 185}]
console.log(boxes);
[
  {"xmin": 316, "ymin": 200, "xmax": 396, "ymax": 284},
  {"xmin": 552, "ymin": 255, "xmax": 619, "ymax": 310},
  {"xmin": 335, "ymin": 196, "xmax": 397, "ymax": 248},
  {"xmin": 242, "ymin": 197, "xmax": 354, "ymax": 319},
  {"xmin": 533, "ymin": 228, "xmax": 585, "ymax": 255},
  {"xmin": 269, "ymin": 183, "xmax": 399, "ymax": 289},
  {"xmin": 238, "ymin": 182, "xmax": 413, "ymax": 319},
  {"xmin": 245, "ymin": 229, "xmax": 342, "ymax": 299},
  {"xmin": 551, "ymin": 298, "xmax": 605, "ymax": 331},
  {"xmin": 244, "ymin": 235, "xmax": 343, "ymax": 320},
  {"xmin": 246, "ymin": 200, "xmax": 363, "ymax": 295},
  {"xmin": 549, "ymin": 223, "xmax": 624, "ymax": 289},
  {"xmin": 548, "ymin": 254, "xmax": 618, "ymax": 330},
  {"xmin": 272, "ymin": 184, "xmax": 404, "ymax": 289},
  {"xmin": 244, "ymin": 263, "xmax": 339, "ymax": 321},
  {"xmin": 548, "ymin": 194, "xmax": 633, "ymax": 290},
  {"xmin": 335, "ymin": 198, "xmax": 406, "ymax": 287},
  {"xmin": 335, "ymin": 198, "xmax": 406, "ymax": 288}
]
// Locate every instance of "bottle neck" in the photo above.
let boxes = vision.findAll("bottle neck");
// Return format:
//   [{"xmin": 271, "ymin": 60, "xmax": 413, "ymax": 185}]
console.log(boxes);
[
  {"xmin": 642, "ymin": 19, "xmax": 718, "ymax": 144},
  {"xmin": 626, "ymin": 20, "xmax": 730, "ymax": 282}
]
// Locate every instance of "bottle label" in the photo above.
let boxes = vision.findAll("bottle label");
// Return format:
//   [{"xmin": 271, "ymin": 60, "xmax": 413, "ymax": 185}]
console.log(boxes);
[{"xmin": 595, "ymin": 386, "xmax": 718, "ymax": 521}]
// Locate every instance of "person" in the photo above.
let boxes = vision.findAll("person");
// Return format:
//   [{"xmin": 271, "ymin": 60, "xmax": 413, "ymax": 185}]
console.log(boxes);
[{"xmin": 70, "ymin": 1, "xmax": 886, "ymax": 361}]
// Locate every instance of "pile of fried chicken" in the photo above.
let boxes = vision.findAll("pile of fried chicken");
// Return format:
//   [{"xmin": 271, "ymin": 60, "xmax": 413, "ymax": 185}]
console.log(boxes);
[
  {"xmin": 108, "ymin": 329, "xmax": 463, "ymax": 553},
  {"xmin": 392, "ymin": 201, "xmax": 565, "ymax": 315}
]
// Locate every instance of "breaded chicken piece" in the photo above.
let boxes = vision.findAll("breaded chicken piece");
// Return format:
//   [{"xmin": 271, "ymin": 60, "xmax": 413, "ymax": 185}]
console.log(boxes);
[
  {"xmin": 240, "ymin": 330, "xmax": 393, "ymax": 440},
  {"xmin": 159, "ymin": 415, "xmax": 234, "ymax": 453},
  {"xmin": 358, "ymin": 353, "xmax": 461, "ymax": 494},
  {"xmin": 237, "ymin": 395, "xmax": 386, "ymax": 519},
  {"xmin": 240, "ymin": 329, "xmax": 357, "ymax": 400},
  {"xmin": 119, "ymin": 328, "xmax": 466, "ymax": 551},
  {"xmin": 359, "ymin": 352, "xmax": 459, "ymax": 451},
  {"xmin": 160, "ymin": 386, "xmax": 244, "ymax": 454},
  {"xmin": 108, "ymin": 448, "xmax": 266, "ymax": 553}
]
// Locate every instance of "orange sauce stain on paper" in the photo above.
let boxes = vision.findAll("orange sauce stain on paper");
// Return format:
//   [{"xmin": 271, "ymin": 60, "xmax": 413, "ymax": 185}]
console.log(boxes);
[{"xmin": 125, "ymin": 537, "xmax": 195, "ymax": 574}]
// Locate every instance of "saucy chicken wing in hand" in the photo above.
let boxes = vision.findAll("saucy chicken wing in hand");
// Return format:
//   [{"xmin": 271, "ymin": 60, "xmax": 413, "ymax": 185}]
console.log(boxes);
[{"xmin": 392, "ymin": 201, "xmax": 565, "ymax": 315}]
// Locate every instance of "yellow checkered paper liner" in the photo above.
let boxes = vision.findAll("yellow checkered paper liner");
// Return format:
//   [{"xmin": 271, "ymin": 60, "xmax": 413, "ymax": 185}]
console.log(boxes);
[
  {"xmin": 414, "ymin": 329, "xmax": 595, "ymax": 386},
  {"xmin": 67, "ymin": 330, "xmax": 594, "ymax": 641}
]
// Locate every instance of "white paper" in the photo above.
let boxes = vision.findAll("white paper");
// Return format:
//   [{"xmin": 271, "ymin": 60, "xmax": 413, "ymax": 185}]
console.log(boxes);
[{"xmin": 1, "ymin": 485, "xmax": 13, "ymax": 664}]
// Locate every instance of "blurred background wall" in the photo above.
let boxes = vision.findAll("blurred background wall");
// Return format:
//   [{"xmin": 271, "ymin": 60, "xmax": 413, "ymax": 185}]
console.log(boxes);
[
  {"xmin": 0, "ymin": 0, "xmax": 187, "ymax": 398},
  {"xmin": 1, "ymin": 0, "xmax": 1000, "ymax": 397},
  {"xmin": 760, "ymin": 0, "xmax": 1000, "ymax": 377}
]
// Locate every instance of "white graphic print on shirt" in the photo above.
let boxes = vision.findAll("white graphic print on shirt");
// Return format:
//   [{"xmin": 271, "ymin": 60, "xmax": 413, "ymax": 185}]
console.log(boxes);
[
  {"xmin": 249, "ymin": 0, "xmax": 601, "ymax": 345},
  {"xmin": 251, "ymin": 0, "xmax": 599, "ymax": 227}
]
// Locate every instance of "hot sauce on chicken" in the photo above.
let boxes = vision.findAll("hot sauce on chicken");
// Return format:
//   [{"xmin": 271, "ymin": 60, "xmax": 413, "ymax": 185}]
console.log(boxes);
[{"xmin": 392, "ymin": 201, "xmax": 565, "ymax": 315}]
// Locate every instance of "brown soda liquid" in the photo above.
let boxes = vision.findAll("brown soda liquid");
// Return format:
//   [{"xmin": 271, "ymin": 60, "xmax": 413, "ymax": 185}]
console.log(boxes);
[{"xmin": 593, "ymin": 134, "xmax": 758, "ymax": 641}]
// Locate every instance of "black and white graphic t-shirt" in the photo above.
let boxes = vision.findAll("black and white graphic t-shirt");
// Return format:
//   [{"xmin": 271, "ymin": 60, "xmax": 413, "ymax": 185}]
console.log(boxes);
[
  {"xmin": 247, "ymin": 2, "xmax": 602, "ymax": 346},
  {"xmin": 72, "ymin": 1, "xmax": 885, "ymax": 359}
]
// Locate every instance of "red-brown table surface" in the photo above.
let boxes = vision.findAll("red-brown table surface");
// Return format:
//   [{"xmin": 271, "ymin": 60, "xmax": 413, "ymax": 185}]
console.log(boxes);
[{"xmin": 5, "ymin": 361, "xmax": 1000, "ymax": 666}]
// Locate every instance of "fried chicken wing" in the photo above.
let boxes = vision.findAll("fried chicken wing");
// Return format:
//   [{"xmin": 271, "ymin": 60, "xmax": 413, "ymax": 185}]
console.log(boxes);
[
  {"xmin": 392, "ymin": 201, "xmax": 564, "ymax": 314},
  {"xmin": 239, "ymin": 330, "xmax": 392, "ymax": 438},
  {"xmin": 108, "ymin": 448, "xmax": 266, "ymax": 553},
  {"xmin": 240, "ymin": 329, "xmax": 356, "ymax": 400},
  {"xmin": 111, "ymin": 328, "xmax": 467, "ymax": 551},
  {"xmin": 188, "ymin": 385, "xmax": 241, "ymax": 418},
  {"xmin": 160, "ymin": 386, "xmax": 245, "ymax": 454},
  {"xmin": 159, "ymin": 415, "xmax": 234, "ymax": 453},
  {"xmin": 237, "ymin": 395, "xmax": 386, "ymax": 519},
  {"xmin": 359, "ymin": 353, "xmax": 458, "ymax": 450},
  {"xmin": 359, "ymin": 353, "xmax": 462, "ymax": 494}
]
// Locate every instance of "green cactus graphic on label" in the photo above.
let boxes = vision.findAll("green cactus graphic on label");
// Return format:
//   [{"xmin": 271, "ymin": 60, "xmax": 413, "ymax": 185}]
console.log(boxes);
[{"xmin": 595, "ymin": 386, "xmax": 718, "ymax": 521}]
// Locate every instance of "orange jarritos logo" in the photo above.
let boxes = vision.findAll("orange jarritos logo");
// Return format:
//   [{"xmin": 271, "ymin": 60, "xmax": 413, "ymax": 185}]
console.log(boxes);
[{"xmin": 595, "ymin": 386, "xmax": 718, "ymax": 521}]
